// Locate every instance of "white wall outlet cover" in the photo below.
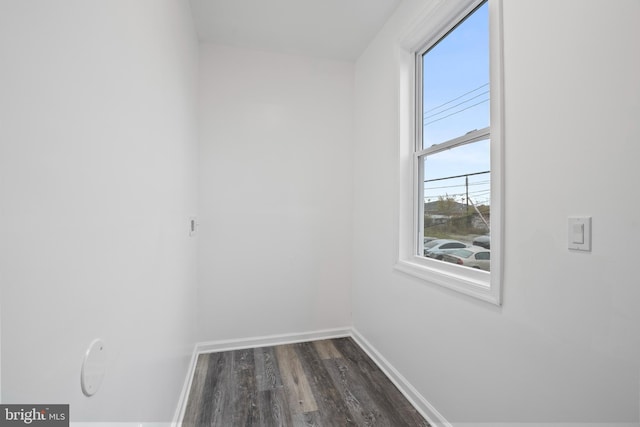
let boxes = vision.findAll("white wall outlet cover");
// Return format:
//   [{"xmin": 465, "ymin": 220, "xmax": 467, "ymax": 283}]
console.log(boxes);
[{"xmin": 81, "ymin": 339, "xmax": 107, "ymax": 397}]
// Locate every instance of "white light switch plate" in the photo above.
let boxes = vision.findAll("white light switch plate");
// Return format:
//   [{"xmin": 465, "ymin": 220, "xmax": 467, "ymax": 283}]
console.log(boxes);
[{"xmin": 568, "ymin": 217, "xmax": 591, "ymax": 251}]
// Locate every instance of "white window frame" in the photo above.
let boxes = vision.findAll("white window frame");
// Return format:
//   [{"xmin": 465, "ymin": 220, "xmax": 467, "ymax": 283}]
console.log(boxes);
[{"xmin": 394, "ymin": 0, "xmax": 504, "ymax": 305}]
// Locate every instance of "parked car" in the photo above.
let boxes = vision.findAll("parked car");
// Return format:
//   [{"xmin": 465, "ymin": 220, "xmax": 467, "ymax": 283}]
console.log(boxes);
[
  {"xmin": 472, "ymin": 234, "xmax": 490, "ymax": 249},
  {"xmin": 423, "ymin": 239, "xmax": 468, "ymax": 259},
  {"xmin": 423, "ymin": 236, "xmax": 437, "ymax": 246},
  {"xmin": 442, "ymin": 246, "xmax": 490, "ymax": 271}
]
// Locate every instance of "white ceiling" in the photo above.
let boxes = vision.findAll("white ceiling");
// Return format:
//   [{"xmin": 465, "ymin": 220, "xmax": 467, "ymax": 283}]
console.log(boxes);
[{"xmin": 188, "ymin": 0, "xmax": 402, "ymax": 61}]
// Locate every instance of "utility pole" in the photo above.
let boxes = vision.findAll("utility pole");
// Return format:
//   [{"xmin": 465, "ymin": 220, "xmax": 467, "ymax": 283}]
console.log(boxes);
[
  {"xmin": 465, "ymin": 175, "xmax": 469, "ymax": 214},
  {"xmin": 468, "ymin": 197, "xmax": 490, "ymax": 231}
]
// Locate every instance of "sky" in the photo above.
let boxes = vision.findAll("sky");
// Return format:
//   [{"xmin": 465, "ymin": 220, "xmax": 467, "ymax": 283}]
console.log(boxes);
[{"xmin": 421, "ymin": 2, "xmax": 490, "ymax": 207}]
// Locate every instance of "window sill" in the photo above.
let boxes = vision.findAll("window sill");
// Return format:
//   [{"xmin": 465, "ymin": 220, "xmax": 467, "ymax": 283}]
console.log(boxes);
[{"xmin": 394, "ymin": 256, "xmax": 500, "ymax": 305}]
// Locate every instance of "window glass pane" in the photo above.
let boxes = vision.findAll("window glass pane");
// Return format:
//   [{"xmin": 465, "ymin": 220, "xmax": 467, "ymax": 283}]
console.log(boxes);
[
  {"xmin": 422, "ymin": 139, "xmax": 490, "ymax": 270},
  {"xmin": 422, "ymin": 2, "xmax": 489, "ymax": 148},
  {"xmin": 453, "ymin": 249, "xmax": 473, "ymax": 258},
  {"xmin": 424, "ymin": 240, "xmax": 440, "ymax": 249}
]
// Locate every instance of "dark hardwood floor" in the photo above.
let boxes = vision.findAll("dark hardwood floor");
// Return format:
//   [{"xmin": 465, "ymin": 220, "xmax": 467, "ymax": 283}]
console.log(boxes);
[{"xmin": 182, "ymin": 337, "xmax": 430, "ymax": 426}]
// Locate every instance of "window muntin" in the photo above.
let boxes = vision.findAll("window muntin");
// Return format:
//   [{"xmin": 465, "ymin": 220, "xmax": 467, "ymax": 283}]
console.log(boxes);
[{"xmin": 417, "ymin": 1, "xmax": 491, "ymax": 272}]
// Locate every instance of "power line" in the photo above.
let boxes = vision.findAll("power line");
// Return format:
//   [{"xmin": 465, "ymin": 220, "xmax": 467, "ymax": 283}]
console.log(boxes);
[
  {"xmin": 423, "ymin": 83, "xmax": 489, "ymax": 115},
  {"xmin": 424, "ymin": 192, "xmax": 490, "ymax": 200},
  {"xmin": 425, "ymin": 188, "xmax": 490, "ymax": 197},
  {"xmin": 424, "ymin": 190, "xmax": 490, "ymax": 198},
  {"xmin": 424, "ymin": 191, "xmax": 490, "ymax": 200},
  {"xmin": 424, "ymin": 170, "xmax": 489, "ymax": 183},
  {"xmin": 424, "ymin": 180, "xmax": 490, "ymax": 190},
  {"xmin": 424, "ymin": 98, "xmax": 489, "ymax": 127},
  {"xmin": 424, "ymin": 90, "xmax": 489, "ymax": 120}
]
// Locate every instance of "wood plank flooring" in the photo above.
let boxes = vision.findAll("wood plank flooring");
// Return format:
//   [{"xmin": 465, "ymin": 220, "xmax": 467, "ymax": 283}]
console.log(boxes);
[{"xmin": 182, "ymin": 337, "xmax": 430, "ymax": 426}]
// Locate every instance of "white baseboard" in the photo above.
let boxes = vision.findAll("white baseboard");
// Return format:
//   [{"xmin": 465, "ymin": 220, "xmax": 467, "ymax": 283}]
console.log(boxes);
[
  {"xmin": 172, "ymin": 327, "xmax": 448, "ymax": 427},
  {"xmin": 172, "ymin": 327, "xmax": 351, "ymax": 426},
  {"xmin": 350, "ymin": 328, "xmax": 452, "ymax": 427},
  {"xmin": 194, "ymin": 327, "xmax": 352, "ymax": 355},
  {"xmin": 171, "ymin": 344, "xmax": 201, "ymax": 427}
]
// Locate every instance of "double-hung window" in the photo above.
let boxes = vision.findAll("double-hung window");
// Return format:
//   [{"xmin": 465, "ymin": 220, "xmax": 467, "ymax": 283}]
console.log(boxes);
[{"xmin": 396, "ymin": 0, "xmax": 503, "ymax": 304}]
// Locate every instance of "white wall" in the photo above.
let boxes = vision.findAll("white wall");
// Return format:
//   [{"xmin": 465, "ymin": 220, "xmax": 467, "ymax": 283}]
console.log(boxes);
[
  {"xmin": 3, "ymin": 0, "xmax": 638, "ymax": 424},
  {"xmin": 353, "ymin": 0, "xmax": 640, "ymax": 424},
  {"xmin": 197, "ymin": 45, "xmax": 353, "ymax": 341},
  {"xmin": 0, "ymin": 0, "xmax": 199, "ymax": 422}
]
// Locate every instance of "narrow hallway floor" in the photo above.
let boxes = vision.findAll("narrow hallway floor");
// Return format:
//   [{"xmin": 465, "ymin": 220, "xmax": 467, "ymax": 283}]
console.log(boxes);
[{"xmin": 182, "ymin": 337, "xmax": 429, "ymax": 426}]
